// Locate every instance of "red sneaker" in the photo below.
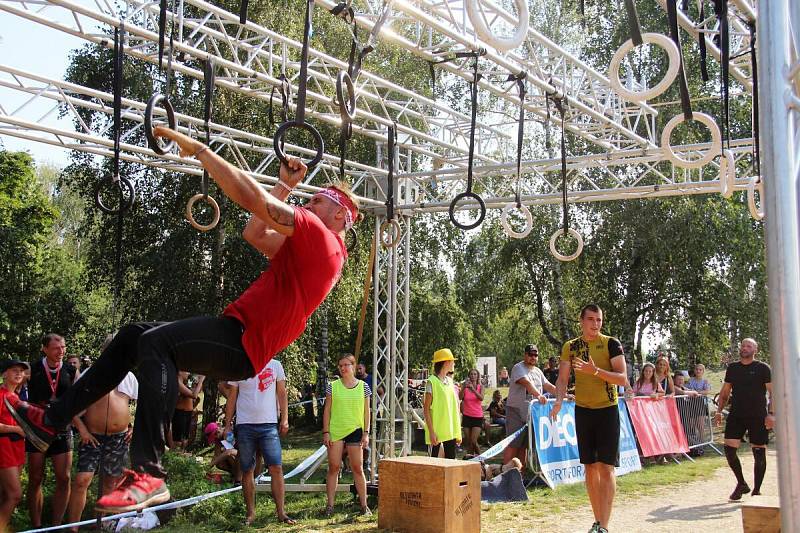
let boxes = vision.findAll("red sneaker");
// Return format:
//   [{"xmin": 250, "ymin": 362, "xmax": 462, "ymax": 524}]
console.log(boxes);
[
  {"xmin": 3, "ymin": 395, "xmax": 56, "ymax": 452},
  {"xmin": 95, "ymin": 469, "xmax": 171, "ymax": 513}
]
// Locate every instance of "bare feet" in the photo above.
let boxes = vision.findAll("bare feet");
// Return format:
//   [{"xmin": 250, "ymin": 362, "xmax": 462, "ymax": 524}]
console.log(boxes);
[{"xmin": 244, "ymin": 514, "xmax": 255, "ymax": 526}]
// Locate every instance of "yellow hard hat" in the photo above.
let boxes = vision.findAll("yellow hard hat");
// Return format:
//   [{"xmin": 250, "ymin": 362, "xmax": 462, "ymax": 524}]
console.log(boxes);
[{"xmin": 432, "ymin": 348, "xmax": 455, "ymax": 363}]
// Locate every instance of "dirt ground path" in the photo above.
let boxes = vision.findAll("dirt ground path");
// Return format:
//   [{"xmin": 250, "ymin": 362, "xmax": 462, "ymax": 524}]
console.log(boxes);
[{"xmin": 548, "ymin": 449, "xmax": 780, "ymax": 533}]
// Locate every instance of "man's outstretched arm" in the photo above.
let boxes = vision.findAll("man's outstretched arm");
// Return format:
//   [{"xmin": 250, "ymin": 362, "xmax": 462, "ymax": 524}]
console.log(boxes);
[{"xmin": 154, "ymin": 127, "xmax": 303, "ymax": 236}]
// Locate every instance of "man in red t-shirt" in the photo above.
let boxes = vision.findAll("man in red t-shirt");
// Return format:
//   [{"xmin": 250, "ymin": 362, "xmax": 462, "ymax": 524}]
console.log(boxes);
[{"xmin": 6, "ymin": 127, "xmax": 360, "ymax": 513}]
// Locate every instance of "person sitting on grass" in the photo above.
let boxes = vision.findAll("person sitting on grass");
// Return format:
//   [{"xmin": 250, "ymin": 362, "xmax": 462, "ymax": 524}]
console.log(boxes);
[
  {"xmin": 322, "ymin": 354, "xmax": 371, "ymax": 517},
  {"xmin": 488, "ymin": 390, "xmax": 506, "ymax": 427},
  {"xmin": 423, "ymin": 349, "xmax": 461, "ymax": 460},
  {"xmin": 204, "ymin": 422, "xmax": 241, "ymax": 485}
]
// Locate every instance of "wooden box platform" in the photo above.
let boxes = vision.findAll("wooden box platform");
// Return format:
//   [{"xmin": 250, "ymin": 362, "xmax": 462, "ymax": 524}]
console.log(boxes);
[
  {"xmin": 378, "ymin": 456, "xmax": 481, "ymax": 533},
  {"xmin": 742, "ymin": 499, "xmax": 781, "ymax": 533}
]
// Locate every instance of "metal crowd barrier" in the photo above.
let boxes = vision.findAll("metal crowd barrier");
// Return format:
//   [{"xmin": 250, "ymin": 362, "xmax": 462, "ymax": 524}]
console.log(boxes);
[{"xmin": 675, "ymin": 395, "xmax": 722, "ymax": 456}]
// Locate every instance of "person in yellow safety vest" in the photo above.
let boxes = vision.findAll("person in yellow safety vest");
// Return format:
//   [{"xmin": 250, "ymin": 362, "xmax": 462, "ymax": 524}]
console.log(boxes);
[
  {"xmin": 423, "ymin": 349, "xmax": 462, "ymax": 459},
  {"xmin": 322, "ymin": 354, "xmax": 372, "ymax": 517}
]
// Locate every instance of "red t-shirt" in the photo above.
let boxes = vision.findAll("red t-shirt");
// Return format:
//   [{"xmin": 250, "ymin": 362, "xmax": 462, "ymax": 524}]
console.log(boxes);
[
  {"xmin": 0, "ymin": 387, "xmax": 25, "ymax": 468},
  {"xmin": 224, "ymin": 207, "xmax": 347, "ymax": 371}
]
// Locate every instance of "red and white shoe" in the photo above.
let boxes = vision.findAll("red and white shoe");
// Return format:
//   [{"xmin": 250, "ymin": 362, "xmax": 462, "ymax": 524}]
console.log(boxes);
[
  {"xmin": 95, "ymin": 469, "xmax": 171, "ymax": 513},
  {"xmin": 3, "ymin": 394, "xmax": 56, "ymax": 452}
]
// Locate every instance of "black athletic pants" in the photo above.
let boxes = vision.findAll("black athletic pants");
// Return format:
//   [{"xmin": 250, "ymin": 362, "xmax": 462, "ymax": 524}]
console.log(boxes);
[{"xmin": 47, "ymin": 317, "xmax": 255, "ymax": 476}]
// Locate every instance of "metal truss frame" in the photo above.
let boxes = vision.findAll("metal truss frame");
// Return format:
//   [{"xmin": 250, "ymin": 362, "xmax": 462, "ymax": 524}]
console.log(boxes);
[
  {"xmin": 0, "ymin": 0, "xmax": 512, "ymax": 170},
  {"xmin": 370, "ymin": 215, "xmax": 411, "ymax": 473},
  {"xmin": 0, "ymin": 64, "xmax": 387, "ymax": 205},
  {"xmin": 316, "ymin": 0, "xmax": 660, "ymax": 154},
  {"xmin": 759, "ymin": 0, "xmax": 800, "ymax": 529},
  {"xmin": 654, "ymin": 0, "xmax": 756, "ymax": 93}
]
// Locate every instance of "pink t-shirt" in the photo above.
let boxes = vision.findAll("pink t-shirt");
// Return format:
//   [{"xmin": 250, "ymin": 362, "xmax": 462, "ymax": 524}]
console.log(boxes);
[
  {"xmin": 461, "ymin": 384, "xmax": 484, "ymax": 418},
  {"xmin": 224, "ymin": 207, "xmax": 346, "ymax": 371},
  {"xmin": 633, "ymin": 381, "xmax": 657, "ymax": 396}
]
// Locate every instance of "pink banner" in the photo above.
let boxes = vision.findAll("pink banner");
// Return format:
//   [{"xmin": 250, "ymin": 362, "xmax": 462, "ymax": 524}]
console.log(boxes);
[{"xmin": 625, "ymin": 397, "xmax": 690, "ymax": 456}]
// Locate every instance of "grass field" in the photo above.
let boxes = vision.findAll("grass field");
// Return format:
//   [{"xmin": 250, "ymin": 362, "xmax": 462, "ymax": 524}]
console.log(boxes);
[{"xmin": 9, "ymin": 371, "xmax": 730, "ymax": 532}]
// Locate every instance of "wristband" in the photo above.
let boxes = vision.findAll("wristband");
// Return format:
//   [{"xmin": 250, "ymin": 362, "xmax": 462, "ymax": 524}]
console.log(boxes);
[
  {"xmin": 322, "ymin": 431, "xmax": 329, "ymax": 434},
  {"xmin": 593, "ymin": 368, "xmax": 599, "ymax": 376},
  {"xmin": 192, "ymin": 145, "xmax": 209, "ymax": 158},
  {"xmin": 275, "ymin": 180, "xmax": 293, "ymax": 192}
]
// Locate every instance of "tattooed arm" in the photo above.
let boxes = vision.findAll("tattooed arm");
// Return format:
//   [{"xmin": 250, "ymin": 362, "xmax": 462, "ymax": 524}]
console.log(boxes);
[{"xmin": 153, "ymin": 127, "xmax": 301, "ymax": 236}]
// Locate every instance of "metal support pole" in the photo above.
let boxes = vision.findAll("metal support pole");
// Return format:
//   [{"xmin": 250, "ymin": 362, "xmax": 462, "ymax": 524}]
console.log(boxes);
[{"xmin": 757, "ymin": 0, "xmax": 800, "ymax": 528}]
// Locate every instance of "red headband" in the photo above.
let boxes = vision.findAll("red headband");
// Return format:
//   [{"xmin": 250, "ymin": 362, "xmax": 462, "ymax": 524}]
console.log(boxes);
[{"xmin": 315, "ymin": 187, "xmax": 358, "ymax": 229}]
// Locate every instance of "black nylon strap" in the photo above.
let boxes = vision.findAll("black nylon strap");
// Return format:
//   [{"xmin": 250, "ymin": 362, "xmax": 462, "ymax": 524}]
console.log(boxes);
[
  {"xmin": 714, "ymin": 0, "xmax": 731, "ymax": 148},
  {"xmin": 239, "ymin": 0, "xmax": 248, "ymax": 25},
  {"xmin": 386, "ymin": 124, "xmax": 395, "ymax": 220},
  {"xmin": 112, "ymin": 23, "xmax": 123, "ymax": 184},
  {"xmin": 158, "ymin": 0, "xmax": 167, "ymax": 70},
  {"xmin": 466, "ymin": 56, "xmax": 481, "ymax": 195},
  {"xmin": 624, "ymin": 0, "xmax": 643, "ymax": 47},
  {"xmin": 113, "ymin": 22, "xmax": 125, "ymax": 324},
  {"xmin": 749, "ymin": 21, "xmax": 760, "ymax": 175},
  {"xmin": 667, "ymin": 0, "xmax": 693, "ymax": 120},
  {"xmin": 296, "ymin": 0, "xmax": 314, "ymax": 121},
  {"xmin": 509, "ymin": 73, "xmax": 527, "ymax": 207},
  {"xmin": 202, "ymin": 58, "xmax": 215, "ymax": 198},
  {"xmin": 698, "ymin": 1, "xmax": 709, "ymax": 82},
  {"xmin": 551, "ymin": 95, "xmax": 569, "ymax": 233}
]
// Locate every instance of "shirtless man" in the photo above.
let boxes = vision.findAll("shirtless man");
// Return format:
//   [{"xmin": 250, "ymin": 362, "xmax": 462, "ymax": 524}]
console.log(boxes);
[
  {"xmin": 66, "ymin": 372, "xmax": 138, "ymax": 529},
  {"xmin": 172, "ymin": 373, "xmax": 204, "ymax": 450}
]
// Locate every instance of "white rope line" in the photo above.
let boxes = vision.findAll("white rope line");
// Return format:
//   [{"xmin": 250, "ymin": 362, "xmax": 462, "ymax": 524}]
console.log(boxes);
[
  {"xmin": 469, "ymin": 424, "xmax": 526, "ymax": 462},
  {"xmin": 20, "ymin": 445, "xmax": 328, "ymax": 533}
]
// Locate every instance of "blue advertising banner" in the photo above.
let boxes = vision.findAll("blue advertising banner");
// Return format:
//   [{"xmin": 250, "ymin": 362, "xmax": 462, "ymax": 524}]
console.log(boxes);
[{"xmin": 530, "ymin": 400, "xmax": 641, "ymax": 488}]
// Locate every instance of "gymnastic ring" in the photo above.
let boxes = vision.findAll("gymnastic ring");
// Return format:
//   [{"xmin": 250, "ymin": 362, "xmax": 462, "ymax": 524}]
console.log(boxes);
[
  {"xmin": 608, "ymin": 33, "xmax": 680, "ymax": 103},
  {"xmin": 747, "ymin": 177, "xmax": 764, "ymax": 221},
  {"xmin": 185, "ymin": 193, "xmax": 221, "ymax": 232},
  {"xmin": 273, "ymin": 120, "xmax": 325, "ymax": 169},
  {"xmin": 465, "ymin": 0, "xmax": 529, "ymax": 52},
  {"xmin": 719, "ymin": 150, "xmax": 735, "ymax": 199},
  {"xmin": 660, "ymin": 112, "xmax": 722, "ymax": 169},
  {"xmin": 448, "ymin": 191, "xmax": 486, "ymax": 230},
  {"xmin": 500, "ymin": 202, "xmax": 533, "ymax": 239},
  {"xmin": 336, "ymin": 71, "xmax": 356, "ymax": 121},
  {"xmin": 549, "ymin": 227, "xmax": 584, "ymax": 262},
  {"xmin": 94, "ymin": 176, "xmax": 136, "ymax": 214},
  {"xmin": 144, "ymin": 93, "xmax": 177, "ymax": 155},
  {"xmin": 380, "ymin": 219, "xmax": 402, "ymax": 248}
]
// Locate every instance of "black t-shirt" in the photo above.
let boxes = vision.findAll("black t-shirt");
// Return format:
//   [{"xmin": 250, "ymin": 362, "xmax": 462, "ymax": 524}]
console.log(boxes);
[
  {"xmin": 28, "ymin": 360, "xmax": 76, "ymax": 407},
  {"xmin": 488, "ymin": 400, "xmax": 505, "ymax": 418},
  {"xmin": 724, "ymin": 360, "xmax": 771, "ymax": 418}
]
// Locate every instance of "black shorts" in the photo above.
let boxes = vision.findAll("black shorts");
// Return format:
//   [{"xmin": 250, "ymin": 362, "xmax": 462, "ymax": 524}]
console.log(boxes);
[
  {"xmin": 725, "ymin": 414, "xmax": 769, "ymax": 445},
  {"xmin": 461, "ymin": 415, "xmax": 484, "ymax": 429},
  {"xmin": 575, "ymin": 405, "xmax": 620, "ymax": 467},
  {"xmin": 342, "ymin": 428, "xmax": 363, "ymax": 446},
  {"xmin": 26, "ymin": 432, "xmax": 73, "ymax": 457},
  {"xmin": 172, "ymin": 410, "xmax": 193, "ymax": 441}
]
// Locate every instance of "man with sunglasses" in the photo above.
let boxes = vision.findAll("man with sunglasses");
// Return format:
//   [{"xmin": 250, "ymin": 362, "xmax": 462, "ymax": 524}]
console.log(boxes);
[
  {"xmin": 502, "ymin": 344, "xmax": 556, "ymax": 466},
  {"xmin": 6, "ymin": 128, "xmax": 361, "ymax": 514}
]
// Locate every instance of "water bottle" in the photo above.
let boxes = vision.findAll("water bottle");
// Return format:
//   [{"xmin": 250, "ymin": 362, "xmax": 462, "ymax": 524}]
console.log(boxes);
[{"xmin": 226, "ymin": 431, "xmax": 234, "ymax": 445}]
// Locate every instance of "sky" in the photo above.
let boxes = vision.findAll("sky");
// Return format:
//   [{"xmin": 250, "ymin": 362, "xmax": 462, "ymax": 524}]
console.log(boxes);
[{"xmin": 0, "ymin": 3, "xmax": 95, "ymax": 167}]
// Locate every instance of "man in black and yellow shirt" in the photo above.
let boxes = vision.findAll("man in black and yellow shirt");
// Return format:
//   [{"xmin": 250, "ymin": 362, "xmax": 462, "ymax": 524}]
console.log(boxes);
[{"xmin": 551, "ymin": 304, "xmax": 627, "ymax": 533}]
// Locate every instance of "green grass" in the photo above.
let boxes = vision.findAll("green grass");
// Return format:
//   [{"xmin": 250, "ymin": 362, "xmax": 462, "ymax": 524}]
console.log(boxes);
[{"xmin": 9, "ymin": 378, "xmax": 730, "ymax": 532}]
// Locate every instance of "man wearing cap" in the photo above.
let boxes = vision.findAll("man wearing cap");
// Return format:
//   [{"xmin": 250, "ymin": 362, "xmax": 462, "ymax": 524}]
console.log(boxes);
[
  {"xmin": 6, "ymin": 128, "xmax": 362, "ymax": 513},
  {"xmin": 423, "ymin": 349, "xmax": 461, "ymax": 459},
  {"xmin": 551, "ymin": 304, "xmax": 628, "ymax": 533},
  {"xmin": 502, "ymin": 344, "xmax": 557, "ymax": 466},
  {"xmin": 0, "ymin": 358, "xmax": 30, "ymax": 531}
]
